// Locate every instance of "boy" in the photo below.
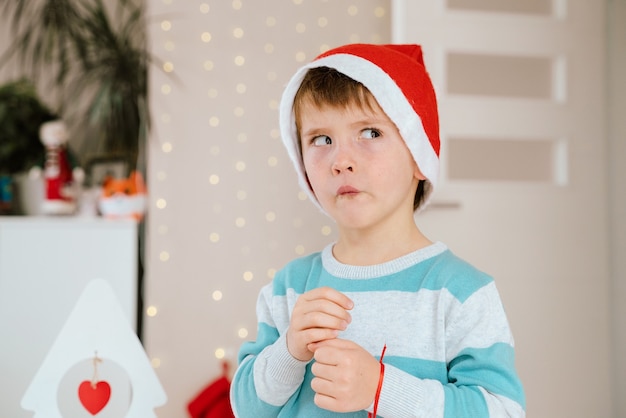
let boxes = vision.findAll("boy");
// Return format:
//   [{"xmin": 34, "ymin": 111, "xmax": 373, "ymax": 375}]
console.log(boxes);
[{"xmin": 230, "ymin": 44, "xmax": 526, "ymax": 417}]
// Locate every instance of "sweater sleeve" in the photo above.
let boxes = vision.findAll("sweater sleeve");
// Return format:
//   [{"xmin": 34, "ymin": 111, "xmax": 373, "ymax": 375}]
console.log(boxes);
[
  {"xmin": 230, "ymin": 283, "xmax": 309, "ymax": 418},
  {"xmin": 372, "ymin": 282, "xmax": 526, "ymax": 418}
]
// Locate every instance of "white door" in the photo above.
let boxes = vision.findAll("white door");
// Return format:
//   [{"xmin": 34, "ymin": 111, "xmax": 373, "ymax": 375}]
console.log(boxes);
[{"xmin": 392, "ymin": 1, "xmax": 612, "ymax": 417}]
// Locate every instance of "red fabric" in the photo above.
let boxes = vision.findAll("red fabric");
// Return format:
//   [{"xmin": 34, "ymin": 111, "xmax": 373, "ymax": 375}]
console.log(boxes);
[
  {"xmin": 45, "ymin": 147, "xmax": 74, "ymax": 201},
  {"xmin": 316, "ymin": 44, "xmax": 440, "ymax": 157},
  {"xmin": 188, "ymin": 366, "xmax": 235, "ymax": 418}
]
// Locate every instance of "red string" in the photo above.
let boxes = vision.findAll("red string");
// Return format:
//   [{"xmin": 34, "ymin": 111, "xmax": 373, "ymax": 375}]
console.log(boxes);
[{"xmin": 368, "ymin": 344, "xmax": 387, "ymax": 418}]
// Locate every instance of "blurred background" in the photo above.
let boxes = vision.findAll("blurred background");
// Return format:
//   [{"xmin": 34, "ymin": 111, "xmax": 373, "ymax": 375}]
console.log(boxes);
[{"xmin": 0, "ymin": 0, "xmax": 624, "ymax": 417}]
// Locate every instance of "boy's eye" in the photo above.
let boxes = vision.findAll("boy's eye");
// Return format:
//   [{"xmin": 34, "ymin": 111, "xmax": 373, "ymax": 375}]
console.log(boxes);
[
  {"xmin": 312, "ymin": 135, "xmax": 332, "ymax": 146},
  {"xmin": 361, "ymin": 128, "xmax": 381, "ymax": 139}
]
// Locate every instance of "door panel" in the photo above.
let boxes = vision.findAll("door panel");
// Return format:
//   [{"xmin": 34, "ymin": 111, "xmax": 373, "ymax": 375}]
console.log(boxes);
[{"xmin": 393, "ymin": 1, "xmax": 611, "ymax": 417}]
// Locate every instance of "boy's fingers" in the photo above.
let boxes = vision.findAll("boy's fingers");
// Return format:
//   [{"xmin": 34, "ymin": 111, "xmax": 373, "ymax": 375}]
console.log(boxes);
[
  {"xmin": 304, "ymin": 287, "xmax": 354, "ymax": 310},
  {"xmin": 308, "ymin": 337, "xmax": 352, "ymax": 354}
]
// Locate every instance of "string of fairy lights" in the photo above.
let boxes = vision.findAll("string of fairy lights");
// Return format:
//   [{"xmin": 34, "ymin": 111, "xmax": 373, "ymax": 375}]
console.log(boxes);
[{"xmin": 143, "ymin": 1, "xmax": 389, "ymax": 402}]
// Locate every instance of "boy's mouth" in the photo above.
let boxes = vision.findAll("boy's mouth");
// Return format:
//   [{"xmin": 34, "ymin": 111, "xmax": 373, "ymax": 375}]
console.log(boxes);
[{"xmin": 336, "ymin": 185, "xmax": 360, "ymax": 196}]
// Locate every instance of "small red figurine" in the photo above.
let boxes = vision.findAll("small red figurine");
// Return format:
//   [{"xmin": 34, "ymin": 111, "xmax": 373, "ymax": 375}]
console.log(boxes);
[{"xmin": 32, "ymin": 119, "xmax": 84, "ymax": 215}]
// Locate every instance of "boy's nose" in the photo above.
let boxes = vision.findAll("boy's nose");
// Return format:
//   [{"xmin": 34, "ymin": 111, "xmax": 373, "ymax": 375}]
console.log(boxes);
[{"xmin": 331, "ymin": 142, "xmax": 355, "ymax": 174}]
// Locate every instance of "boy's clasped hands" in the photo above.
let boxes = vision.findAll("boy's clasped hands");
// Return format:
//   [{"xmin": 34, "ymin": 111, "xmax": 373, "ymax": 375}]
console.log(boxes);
[{"xmin": 286, "ymin": 286, "xmax": 382, "ymax": 413}]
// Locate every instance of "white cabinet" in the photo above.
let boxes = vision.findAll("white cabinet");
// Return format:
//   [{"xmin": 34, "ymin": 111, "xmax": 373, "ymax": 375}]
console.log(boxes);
[{"xmin": 0, "ymin": 217, "xmax": 138, "ymax": 417}]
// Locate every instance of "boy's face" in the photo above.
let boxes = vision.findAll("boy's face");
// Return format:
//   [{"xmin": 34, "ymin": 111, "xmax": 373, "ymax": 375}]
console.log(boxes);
[{"xmin": 299, "ymin": 97, "xmax": 425, "ymax": 230}]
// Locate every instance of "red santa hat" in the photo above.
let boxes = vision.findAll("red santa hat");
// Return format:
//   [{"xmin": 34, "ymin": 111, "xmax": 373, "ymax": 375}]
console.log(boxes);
[{"xmin": 279, "ymin": 43, "xmax": 440, "ymax": 212}]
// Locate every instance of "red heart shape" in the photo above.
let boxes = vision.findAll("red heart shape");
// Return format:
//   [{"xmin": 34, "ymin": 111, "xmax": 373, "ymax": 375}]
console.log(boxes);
[{"xmin": 78, "ymin": 380, "xmax": 111, "ymax": 415}]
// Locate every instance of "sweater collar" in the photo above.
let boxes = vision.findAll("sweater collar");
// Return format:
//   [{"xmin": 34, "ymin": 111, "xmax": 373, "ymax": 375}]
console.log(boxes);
[{"xmin": 321, "ymin": 241, "xmax": 447, "ymax": 279}]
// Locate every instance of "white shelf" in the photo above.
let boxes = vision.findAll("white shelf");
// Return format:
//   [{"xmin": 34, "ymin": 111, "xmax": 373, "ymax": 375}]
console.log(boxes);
[{"xmin": 0, "ymin": 216, "xmax": 138, "ymax": 417}]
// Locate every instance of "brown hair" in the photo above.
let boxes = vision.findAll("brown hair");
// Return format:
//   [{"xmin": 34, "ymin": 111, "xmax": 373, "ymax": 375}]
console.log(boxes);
[{"xmin": 292, "ymin": 66, "xmax": 427, "ymax": 211}]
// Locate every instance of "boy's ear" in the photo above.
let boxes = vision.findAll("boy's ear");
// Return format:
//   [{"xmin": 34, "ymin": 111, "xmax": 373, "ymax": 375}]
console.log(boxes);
[{"xmin": 414, "ymin": 164, "xmax": 427, "ymax": 181}]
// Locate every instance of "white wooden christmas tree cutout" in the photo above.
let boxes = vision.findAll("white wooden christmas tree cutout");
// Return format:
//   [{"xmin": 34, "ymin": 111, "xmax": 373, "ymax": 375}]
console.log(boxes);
[{"xmin": 21, "ymin": 279, "xmax": 167, "ymax": 417}]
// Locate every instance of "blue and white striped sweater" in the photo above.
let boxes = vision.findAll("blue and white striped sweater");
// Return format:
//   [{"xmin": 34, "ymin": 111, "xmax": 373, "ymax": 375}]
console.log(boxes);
[{"xmin": 231, "ymin": 242, "xmax": 526, "ymax": 417}]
